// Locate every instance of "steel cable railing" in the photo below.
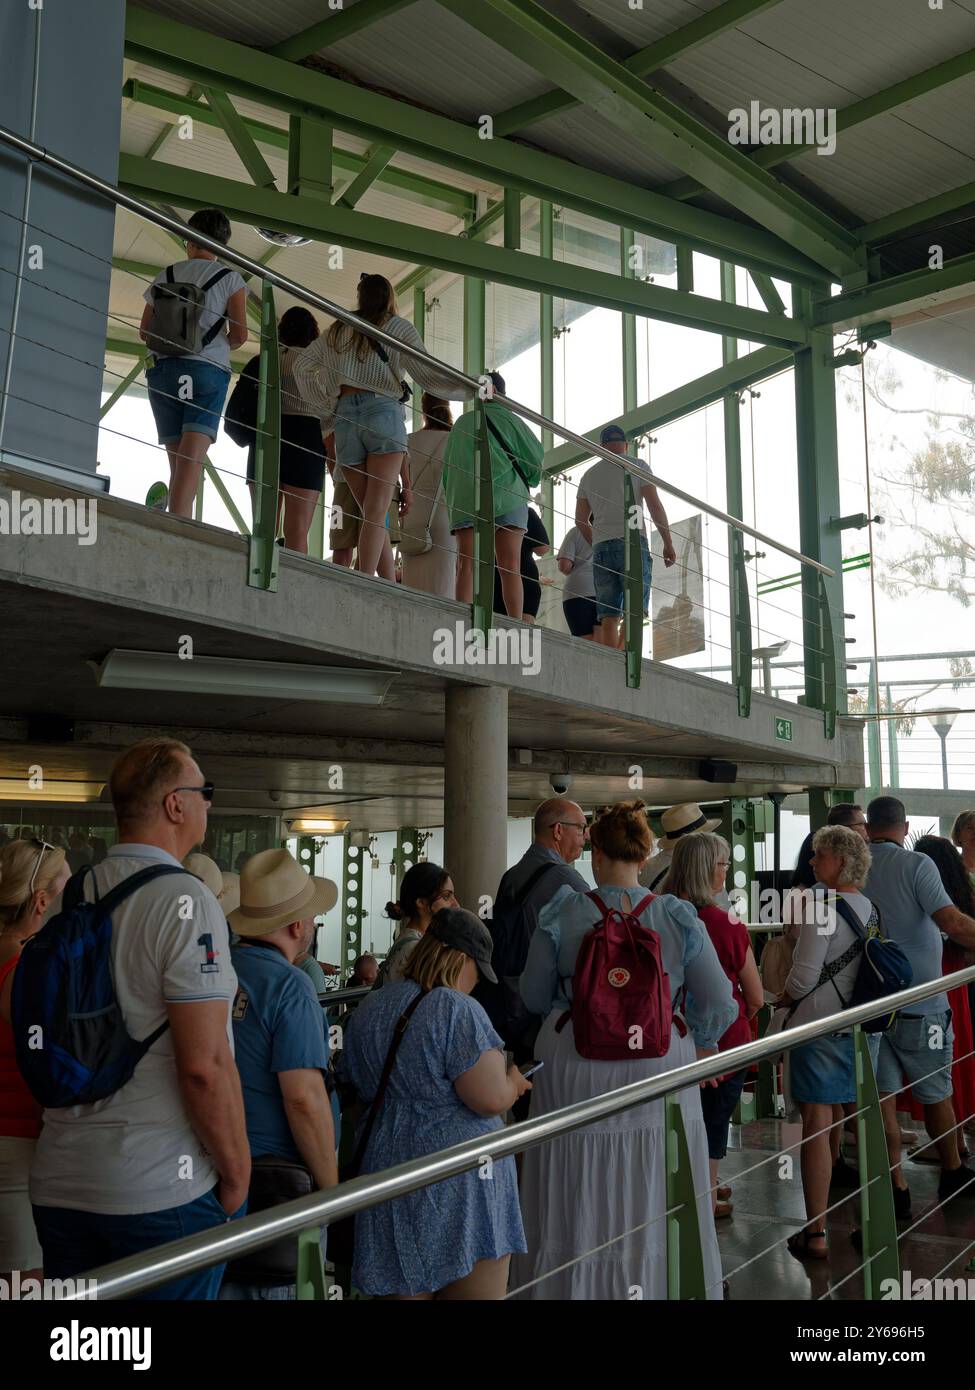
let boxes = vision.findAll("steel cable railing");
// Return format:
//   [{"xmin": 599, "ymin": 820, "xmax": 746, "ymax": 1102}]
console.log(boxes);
[
  {"xmin": 0, "ymin": 122, "xmax": 833, "ymax": 585},
  {"xmin": 58, "ymin": 963, "xmax": 975, "ymax": 1300}
]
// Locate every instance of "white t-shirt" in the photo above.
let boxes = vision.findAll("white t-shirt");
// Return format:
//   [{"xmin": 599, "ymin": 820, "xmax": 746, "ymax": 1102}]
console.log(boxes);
[
  {"xmin": 30, "ymin": 844, "xmax": 237, "ymax": 1215},
  {"xmin": 577, "ymin": 457, "xmax": 647, "ymax": 547},
  {"xmin": 557, "ymin": 525, "xmax": 595, "ymax": 600},
  {"xmin": 783, "ymin": 888, "xmax": 872, "ymax": 1028},
  {"xmin": 144, "ymin": 257, "xmax": 246, "ymax": 371}
]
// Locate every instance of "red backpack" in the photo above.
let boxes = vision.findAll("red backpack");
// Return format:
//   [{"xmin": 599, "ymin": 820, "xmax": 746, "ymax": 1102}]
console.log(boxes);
[{"xmin": 556, "ymin": 891, "xmax": 685, "ymax": 1060}]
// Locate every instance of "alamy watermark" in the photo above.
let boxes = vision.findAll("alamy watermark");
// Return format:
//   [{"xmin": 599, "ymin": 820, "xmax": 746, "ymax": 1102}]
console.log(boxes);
[
  {"xmin": 432, "ymin": 620, "xmax": 541, "ymax": 677},
  {"xmin": 0, "ymin": 490, "xmax": 97, "ymax": 545},
  {"xmin": 881, "ymin": 1269, "xmax": 975, "ymax": 1300},
  {"xmin": 1, "ymin": 1271, "xmax": 97, "ymax": 1300},
  {"xmin": 728, "ymin": 101, "xmax": 836, "ymax": 156}
]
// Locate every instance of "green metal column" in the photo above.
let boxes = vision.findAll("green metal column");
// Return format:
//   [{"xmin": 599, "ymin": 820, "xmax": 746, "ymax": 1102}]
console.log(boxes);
[
  {"xmin": 620, "ymin": 228, "xmax": 638, "ymax": 412},
  {"xmin": 807, "ymin": 788, "xmax": 831, "ymax": 832},
  {"xmin": 665, "ymin": 1095, "xmax": 707, "ymax": 1300},
  {"xmin": 793, "ymin": 286, "xmax": 847, "ymax": 730},
  {"xmin": 721, "ymin": 264, "xmax": 752, "ymax": 718},
  {"xmin": 287, "ymin": 115, "xmax": 332, "ymax": 199},
  {"xmin": 341, "ymin": 833, "xmax": 364, "ymax": 982},
  {"xmin": 463, "ymin": 275, "xmax": 486, "ymax": 387},
  {"xmin": 412, "ymin": 287, "xmax": 426, "ymax": 430},
  {"xmin": 885, "ymin": 683, "xmax": 900, "ymax": 789},
  {"xmin": 503, "ymin": 189, "xmax": 521, "ymax": 250},
  {"xmin": 392, "ymin": 827, "xmax": 419, "ymax": 886},
  {"xmin": 248, "ymin": 280, "xmax": 282, "ymax": 591},
  {"xmin": 866, "ymin": 658, "xmax": 883, "ymax": 794},
  {"xmin": 539, "ymin": 201, "xmax": 555, "ymax": 537},
  {"xmin": 854, "ymin": 1026, "xmax": 900, "ymax": 1297}
]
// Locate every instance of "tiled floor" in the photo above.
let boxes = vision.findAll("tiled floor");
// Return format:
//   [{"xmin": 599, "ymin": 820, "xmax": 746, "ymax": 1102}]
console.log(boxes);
[{"xmin": 715, "ymin": 1118, "xmax": 975, "ymax": 1300}]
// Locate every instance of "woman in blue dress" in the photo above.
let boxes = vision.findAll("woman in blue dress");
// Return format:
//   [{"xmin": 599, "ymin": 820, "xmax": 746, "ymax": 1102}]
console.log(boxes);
[
  {"xmin": 511, "ymin": 800, "xmax": 737, "ymax": 1300},
  {"xmin": 341, "ymin": 908, "xmax": 530, "ymax": 1298}
]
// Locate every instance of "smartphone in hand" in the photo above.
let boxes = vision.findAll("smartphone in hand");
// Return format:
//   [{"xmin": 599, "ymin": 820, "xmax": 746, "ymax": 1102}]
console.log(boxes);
[{"xmin": 519, "ymin": 1060, "xmax": 544, "ymax": 1078}]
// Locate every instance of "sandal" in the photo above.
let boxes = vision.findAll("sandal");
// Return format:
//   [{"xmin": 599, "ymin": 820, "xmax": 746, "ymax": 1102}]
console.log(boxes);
[
  {"xmin": 714, "ymin": 1201, "xmax": 733, "ymax": 1220},
  {"xmin": 787, "ymin": 1228, "xmax": 828, "ymax": 1261},
  {"xmin": 716, "ymin": 1185, "xmax": 732, "ymax": 1201}
]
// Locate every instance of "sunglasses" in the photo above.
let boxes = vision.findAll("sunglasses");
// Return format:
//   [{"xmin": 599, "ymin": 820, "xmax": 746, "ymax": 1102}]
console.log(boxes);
[
  {"xmin": 27, "ymin": 838, "xmax": 55, "ymax": 896},
  {"xmin": 168, "ymin": 782, "xmax": 215, "ymax": 803}
]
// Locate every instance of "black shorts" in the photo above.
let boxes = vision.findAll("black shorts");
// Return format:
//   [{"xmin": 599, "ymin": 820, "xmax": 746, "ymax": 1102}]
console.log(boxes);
[
  {"xmin": 247, "ymin": 414, "xmax": 326, "ymax": 492},
  {"xmin": 563, "ymin": 595, "xmax": 598, "ymax": 637}
]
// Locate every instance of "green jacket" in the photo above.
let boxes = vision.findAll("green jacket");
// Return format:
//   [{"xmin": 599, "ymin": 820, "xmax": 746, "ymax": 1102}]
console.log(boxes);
[{"xmin": 443, "ymin": 402, "xmax": 543, "ymax": 529}]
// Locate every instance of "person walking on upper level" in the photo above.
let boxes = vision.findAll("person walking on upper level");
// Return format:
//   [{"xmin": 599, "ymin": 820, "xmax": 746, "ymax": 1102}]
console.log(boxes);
[
  {"xmin": 140, "ymin": 209, "xmax": 248, "ymax": 519},
  {"xmin": 443, "ymin": 372, "xmax": 544, "ymax": 619},
  {"xmin": 865, "ymin": 795, "xmax": 975, "ymax": 1219},
  {"xmin": 575, "ymin": 424, "xmax": 677, "ymax": 649},
  {"xmin": 29, "ymin": 738, "xmax": 250, "ymax": 1299},
  {"xmin": 514, "ymin": 801, "xmax": 736, "ymax": 1300},
  {"xmin": 293, "ymin": 273, "xmax": 472, "ymax": 579},
  {"xmin": 400, "ymin": 394, "xmax": 457, "ymax": 598},
  {"xmin": 557, "ymin": 521, "xmax": 598, "ymax": 640}
]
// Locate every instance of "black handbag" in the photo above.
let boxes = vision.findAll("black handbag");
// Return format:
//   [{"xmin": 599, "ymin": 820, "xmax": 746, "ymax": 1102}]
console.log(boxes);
[
  {"xmin": 223, "ymin": 1154, "xmax": 315, "ymax": 1285},
  {"xmin": 327, "ymin": 988, "xmax": 429, "ymax": 1269},
  {"xmin": 223, "ymin": 356, "xmax": 259, "ymax": 447}
]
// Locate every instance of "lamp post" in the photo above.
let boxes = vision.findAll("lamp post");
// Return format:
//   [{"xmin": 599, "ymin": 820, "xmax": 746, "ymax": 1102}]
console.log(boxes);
[{"xmin": 926, "ymin": 708, "xmax": 960, "ymax": 791}]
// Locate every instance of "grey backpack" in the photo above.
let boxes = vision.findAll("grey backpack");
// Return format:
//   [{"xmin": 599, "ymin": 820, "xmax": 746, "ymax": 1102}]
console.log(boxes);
[{"xmin": 146, "ymin": 264, "xmax": 233, "ymax": 358}]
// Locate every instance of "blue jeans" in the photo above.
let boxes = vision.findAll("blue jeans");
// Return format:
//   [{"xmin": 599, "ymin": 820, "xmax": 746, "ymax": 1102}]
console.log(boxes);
[
  {"xmin": 32, "ymin": 1186, "xmax": 245, "ymax": 1300},
  {"xmin": 592, "ymin": 534, "xmax": 652, "ymax": 620},
  {"xmin": 146, "ymin": 358, "xmax": 230, "ymax": 444},
  {"xmin": 333, "ymin": 390, "xmax": 408, "ymax": 466}
]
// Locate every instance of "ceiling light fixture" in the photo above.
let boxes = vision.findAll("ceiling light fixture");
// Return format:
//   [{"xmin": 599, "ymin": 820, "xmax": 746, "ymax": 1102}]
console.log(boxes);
[
  {"xmin": 0, "ymin": 780, "xmax": 103, "ymax": 803},
  {"xmin": 288, "ymin": 818, "xmax": 349, "ymax": 835},
  {"xmin": 90, "ymin": 651, "xmax": 397, "ymax": 705}
]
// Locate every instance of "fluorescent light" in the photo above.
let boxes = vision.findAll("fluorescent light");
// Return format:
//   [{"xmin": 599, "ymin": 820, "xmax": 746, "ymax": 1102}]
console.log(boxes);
[
  {"xmin": 0, "ymin": 780, "xmax": 103, "ymax": 803},
  {"xmin": 289, "ymin": 818, "xmax": 349, "ymax": 834},
  {"xmin": 90, "ymin": 650, "xmax": 397, "ymax": 705}
]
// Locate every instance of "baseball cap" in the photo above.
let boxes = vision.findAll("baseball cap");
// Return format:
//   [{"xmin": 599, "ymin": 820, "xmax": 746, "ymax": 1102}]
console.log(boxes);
[
  {"xmin": 600, "ymin": 424, "xmax": 627, "ymax": 444},
  {"xmin": 427, "ymin": 907, "xmax": 498, "ymax": 984}
]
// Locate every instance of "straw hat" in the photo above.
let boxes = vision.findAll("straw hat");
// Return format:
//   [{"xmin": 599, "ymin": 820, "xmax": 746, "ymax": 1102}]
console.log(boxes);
[
  {"xmin": 218, "ymin": 871, "xmax": 241, "ymax": 917},
  {"xmin": 184, "ymin": 853, "xmax": 224, "ymax": 899},
  {"xmin": 656, "ymin": 802, "xmax": 721, "ymax": 849},
  {"xmin": 229, "ymin": 847, "xmax": 337, "ymax": 938}
]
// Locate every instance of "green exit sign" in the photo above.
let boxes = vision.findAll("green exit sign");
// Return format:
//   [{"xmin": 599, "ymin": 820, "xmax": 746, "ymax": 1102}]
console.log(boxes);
[{"xmin": 775, "ymin": 716, "xmax": 793, "ymax": 742}]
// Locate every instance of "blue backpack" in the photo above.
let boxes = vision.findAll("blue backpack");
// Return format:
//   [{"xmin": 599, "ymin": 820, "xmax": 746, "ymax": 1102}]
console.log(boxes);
[
  {"xmin": 11, "ymin": 863, "xmax": 190, "ymax": 1108},
  {"xmin": 833, "ymin": 897, "xmax": 913, "ymax": 1033}
]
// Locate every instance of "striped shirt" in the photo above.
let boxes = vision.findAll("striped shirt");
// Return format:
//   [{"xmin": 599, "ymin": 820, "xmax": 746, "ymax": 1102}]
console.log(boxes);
[{"xmin": 291, "ymin": 314, "xmax": 472, "ymax": 431}]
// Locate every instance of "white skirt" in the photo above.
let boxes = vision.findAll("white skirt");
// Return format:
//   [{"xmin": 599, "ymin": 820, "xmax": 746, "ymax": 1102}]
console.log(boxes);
[
  {"xmin": 510, "ymin": 1012, "xmax": 723, "ymax": 1301},
  {"xmin": 0, "ymin": 1136, "xmax": 42, "ymax": 1270}
]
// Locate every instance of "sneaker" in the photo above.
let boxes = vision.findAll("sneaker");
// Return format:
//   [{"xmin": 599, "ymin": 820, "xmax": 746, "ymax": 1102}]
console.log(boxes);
[
  {"xmin": 938, "ymin": 1165, "xmax": 975, "ymax": 1202},
  {"xmin": 893, "ymin": 1184, "xmax": 913, "ymax": 1220},
  {"xmin": 830, "ymin": 1157, "xmax": 859, "ymax": 1190}
]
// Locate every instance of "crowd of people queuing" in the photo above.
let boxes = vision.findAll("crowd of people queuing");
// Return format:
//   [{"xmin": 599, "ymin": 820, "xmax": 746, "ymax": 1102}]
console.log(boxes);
[
  {"xmin": 138, "ymin": 209, "xmax": 675, "ymax": 631},
  {"xmin": 3, "ymin": 745, "xmax": 975, "ymax": 1301}
]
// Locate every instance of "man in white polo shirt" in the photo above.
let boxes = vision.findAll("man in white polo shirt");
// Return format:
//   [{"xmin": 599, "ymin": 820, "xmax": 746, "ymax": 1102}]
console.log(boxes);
[{"xmin": 31, "ymin": 738, "xmax": 250, "ymax": 1298}]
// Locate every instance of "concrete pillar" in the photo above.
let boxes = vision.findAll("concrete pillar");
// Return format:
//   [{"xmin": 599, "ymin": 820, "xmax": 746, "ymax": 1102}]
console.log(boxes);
[
  {"xmin": 0, "ymin": 0, "xmax": 125, "ymax": 481},
  {"xmin": 444, "ymin": 685, "xmax": 508, "ymax": 911}
]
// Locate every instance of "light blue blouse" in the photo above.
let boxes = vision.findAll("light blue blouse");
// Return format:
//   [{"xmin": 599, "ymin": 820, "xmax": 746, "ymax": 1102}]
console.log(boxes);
[{"xmin": 519, "ymin": 884, "xmax": 738, "ymax": 1050}]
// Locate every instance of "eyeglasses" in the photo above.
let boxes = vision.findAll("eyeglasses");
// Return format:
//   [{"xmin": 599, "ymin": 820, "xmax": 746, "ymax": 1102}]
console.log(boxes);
[
  {"xmin": 27, "ymin": 839, "xmax": 55, "ymax": 896},
  {"xmin": 553, "ymin": 821, "xmax": 588, "ymax": 834},
  {"xmin": 168, "ymin": 783, "xmax": 215, "ymax": 803}
]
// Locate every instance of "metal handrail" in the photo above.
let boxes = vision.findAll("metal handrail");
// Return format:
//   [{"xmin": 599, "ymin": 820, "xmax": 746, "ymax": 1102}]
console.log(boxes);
[
  {"xmin": 68, "ymin": 964, "xmax": 975, "ymax": 1300},
  {"xmin": 318, "ymin": 985, "xmax": 371, "ymax": 1007},
  {"xmin": 0, "ymin": 124, "xmax": 833, "ymax": 579}
]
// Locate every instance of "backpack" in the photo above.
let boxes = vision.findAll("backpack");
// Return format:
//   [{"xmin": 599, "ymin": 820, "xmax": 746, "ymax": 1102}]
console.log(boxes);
[
  {"xmin": 223, "ymin": 356, "xmax": 260, "ymax": 447},
  {"xmin": 474, "ymin": 861, "xmax": 561, "ymax": 1046},
  {"xmin": 555, "ymin": 891, "xmax": 684, "ymax": 1061},
  {"xmin": 11, "ymin": 863, "xmax": 190, "ymax": 1108},
  {"xmin": 833, "ymin": 897, "xmax": 913, "ymax": 1033},
  {"xmin": 145, "ymin": 263, "xmax": 233, "ymax": 359},
  {"xmin": 759, "ymin": 932, "xmax": 796, "ymax": 998}
]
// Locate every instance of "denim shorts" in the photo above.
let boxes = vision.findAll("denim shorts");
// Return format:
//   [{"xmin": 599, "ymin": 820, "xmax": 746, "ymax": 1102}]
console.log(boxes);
[
  {"xmin": 146, "ymin": 357, "xmax": 230, "ymax": 445},
  {"xmin": 453, "ymin": 503, "xmax": 529, "ymax": 533},
  {"xmin": 592, "ymin": 534, "xmax": 652, "ymax": 620},
  {"xmin": 876, "ymin": 1009, "xmax": 954, "ymax": 1104},
  {"xmin": 333, "ymin": 390, "xmax": 408, "ymax": 466}
]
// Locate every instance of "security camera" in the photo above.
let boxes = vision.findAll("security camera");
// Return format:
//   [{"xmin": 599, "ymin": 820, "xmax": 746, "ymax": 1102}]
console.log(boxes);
[{"xmin": 550, "ymin": 773, "xmax": 573, "ymax": 796}]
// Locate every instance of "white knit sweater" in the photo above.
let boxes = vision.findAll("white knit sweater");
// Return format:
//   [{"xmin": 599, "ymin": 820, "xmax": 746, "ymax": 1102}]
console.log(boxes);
[{"xmin": 292, "ymin": 314, "xmax": 472, "ymax": 431}]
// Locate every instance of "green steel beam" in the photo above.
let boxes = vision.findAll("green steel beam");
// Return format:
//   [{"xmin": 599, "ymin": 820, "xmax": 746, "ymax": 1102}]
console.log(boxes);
[
  {"xmin": 203, "ymin": 87, "xmax": 277, "ymax": 188},
  {"xmin": 662, "ymin": 46, "xmax": 975, "ymax": 201},
  {"xmin": 621, "ymin": 229, "xmax": 638, "ymax": 412},
  {"xmin": 437, "ymin": 0, "xmax": 861, "ymax": 277},
  {"xmin": 335, "ymin": 143, "xmax": 395, "ymax": 208},
  {"xmin": 722, "ymin": 263, "xmax": 751, "ymax": 719},
  {"xmin": 675, "ymin": 245, "xmax": 694, "ymax": 294},
  {"xmin": 412, "ymin": 286, "xmax": 425, "ymax": 429},
  {"xmin": 750, "ymin": 271, "xmax": 786, "ymax": 316},
  {"xmin": 111, "ymin": 255, "xmax": 164, "ymax": 282},
  {"xmin": 123, "ymin": 79, "xmax": 475, "ymax": 218},
  {"xmin": 269, "ymin": 0, "xmax": 420, "ymax": 61},
  {"xmin": 463, "ymin": 274, "xmax": 486, "ymax": 382},
  {"xmin": 503, "ymin": 188, "xmax": 521, "ymax": 251},
  {"xmin": 539, "ymin": 200, "xmax": 554, "ymax": 529},
  {"xmin": 117, "ymin": 154, "xmax": 808, "ymax": 345},
  {"xmin": 856, "ymin": 180, "xmax": 975, "ymax": 246},
  {"xmin": 395, "ymin": 202, "xmax": 505, "ymax": 298},
  {"xmin": 99, "ymin": 357, "xmax": 144, "ymax": 419},
  {"xmin": 494, "ymin": 0, "xmax": 785, "ymax": 136},
  {"xmin": 544, "ymin": 343, "xmax": 794, "ymax": 476},
  {"xmin": 288, "ymin": 115, "xmax": 333, "ymax": 199},
  {"xmin": 202, "ymin": 457, "xmax": 249, "ymax": 535},
  {"xmin": 793, "ymin": 286, "xmax": 846, "ymax": 720},
  {"xmin": 814, "ymin": 251, "xmax": 975, "ymax": 330},
  {"xmin": 123, "ymin": 9, "xmax": 828, "ymax": 284}
]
